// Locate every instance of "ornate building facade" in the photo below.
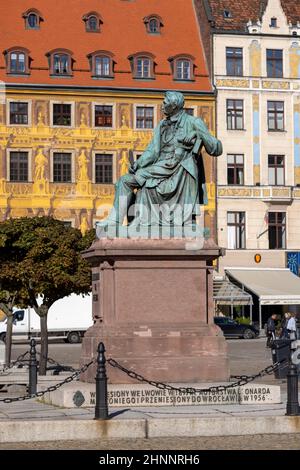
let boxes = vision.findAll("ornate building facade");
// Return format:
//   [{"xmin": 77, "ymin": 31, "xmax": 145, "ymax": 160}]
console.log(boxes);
[
  {"xmin": 0, "ymin": 0, "xmax": 217, "ymax": 235},
  {"xmin": 198, "ymin": 0, "xmax": 300, "ymax": 273}
]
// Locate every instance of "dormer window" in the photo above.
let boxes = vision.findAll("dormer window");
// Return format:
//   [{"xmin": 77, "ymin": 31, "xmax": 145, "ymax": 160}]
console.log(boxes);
[
  {"xmin": 143, "ymin": 15, "xmax": 163, "ymax": 34},
  {"xmin": 23, "ymin": 9, "xmax": 43, "ymax": 29},
  {"xmin": 129, "ymin": 53, "xmax": 155, "ymax": 79},
  {"xmin": 4, "ymin": 47, "xmax": 30, "ymax": 75},
  {"xmin": 270, "ymin": 17, "xmax": 277, "ymax": 28},
  {"xmin": 137, "ymin": 57, "xmax": 151, "ymax": 78},
  {"xmin": 54, "ymin": 54, "xmax": 69, "ymax": 75},
  {"xmin": 47, "ymin": 49, "xmax": 73, "ymax": 76},
  {"xmin": 223, "ymin": 10, "xmax": 232, "ymax": 19},
  {"xmin": 83, "ymin": 12, "xmax": 102, "ymax": 32},
  {"xmin": 88, "ymin": 51, "xmax": 114, "ymax": 78},
  {"xmin": 169, "ymin": 55, "xmax": 194, "ymax": 81}
]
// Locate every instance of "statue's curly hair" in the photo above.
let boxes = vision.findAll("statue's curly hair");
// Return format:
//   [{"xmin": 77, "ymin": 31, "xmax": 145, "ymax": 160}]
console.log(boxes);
[{"xmin": 165, "ymin": 91, "xmax": 185, "ymax": 110}]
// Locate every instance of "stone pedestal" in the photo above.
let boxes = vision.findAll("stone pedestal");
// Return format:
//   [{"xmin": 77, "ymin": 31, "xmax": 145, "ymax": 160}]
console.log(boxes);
[{"xmin": 80, "ymin": 238, "xmax": 229, "ymax": 383}]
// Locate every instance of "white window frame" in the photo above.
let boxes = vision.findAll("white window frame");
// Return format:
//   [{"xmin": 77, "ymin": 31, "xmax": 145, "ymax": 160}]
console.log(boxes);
[
  {"xmin": 92, "ymin": 150, "xmax": 117, "ymax": 184},
  {"xmin": 134, "ymin": 104, "xmax": 156, "ymax": 131},
  {"xmin": 6, "ymin": 148, "xmax": 33, "ymax": 182},
  {"xmin": 50, "ymin": 149, "xmax": 75, "ymax": 183},
  {"xmin": 6, "ymin": 99, "xmax": 32, "ymax": 127},
  {"xmin": 92, "ymin": 102, "xmax": 116, "ymax": 129},
  {"xmin": 50, "ymin": 100, "xmax": 75, "ymax": 128}
]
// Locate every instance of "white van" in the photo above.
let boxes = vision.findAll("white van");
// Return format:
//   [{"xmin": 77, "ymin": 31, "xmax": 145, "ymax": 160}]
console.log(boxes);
[{"xmin": 0, "ymin": 293, "xmax": 93, "ymax": 344}]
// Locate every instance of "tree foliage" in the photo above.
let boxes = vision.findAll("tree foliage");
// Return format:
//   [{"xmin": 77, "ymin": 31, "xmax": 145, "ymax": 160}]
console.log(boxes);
[{"xmin": 0, "ymin": 217, "xmax": 95, "ymax": 373}]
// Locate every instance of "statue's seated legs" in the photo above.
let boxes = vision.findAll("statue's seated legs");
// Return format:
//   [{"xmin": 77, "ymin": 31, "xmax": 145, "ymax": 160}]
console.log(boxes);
[{"xmin": 98, "ymin": 174, "xmax": 142, "ymax": 226}]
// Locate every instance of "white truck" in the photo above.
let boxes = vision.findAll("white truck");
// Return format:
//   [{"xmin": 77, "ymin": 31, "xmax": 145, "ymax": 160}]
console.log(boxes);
[{"xmin": 0, "ymin": 293, "xmax": 93, "ymax": 344}]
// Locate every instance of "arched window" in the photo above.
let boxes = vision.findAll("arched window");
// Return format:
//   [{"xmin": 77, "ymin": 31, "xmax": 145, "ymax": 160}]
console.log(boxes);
[
  {"xmin": 83, "ymin": 12, "xmax": 102, "ymax": 32},
  {"xmin": 28, "ymin": 13, "xmax": 38, "ymax": 28},
  {"xmin": 149, "ymin": 18, "xmax": 159, "ymax": 33},
  {"xmin": 128, "ymin": 53, "xmax": 155, "ymax": 79},
  {"xmin": 169, "ymin": 55, "xmax": 194, "ymax": 81},
  {"xmin": 23, "ymin": 9, "xmax": 43, "ymax": 29},
  {"xmin": 87, "ymin": 16, "xmax": 98, "ymax": 31},
  {"xmin": 4, "ymin": 48, "xmax": 30, "ymax": 74},
  {"xmin": 88, "ymin": 51, "xmax": 114, "ymax": 78},
  {"xmin": 47, "ymin": 49, "xmax": 73, "ymax": 76},
  {"xmin": 143, "ymin": 15, "xmax": 163, "ymax": 34}
]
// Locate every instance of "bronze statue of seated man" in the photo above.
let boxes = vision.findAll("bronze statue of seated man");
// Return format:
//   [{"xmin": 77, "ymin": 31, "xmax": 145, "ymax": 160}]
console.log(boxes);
[{"xmin": 96, "ymin": 91, "xmax": 222, "ymax": 238}]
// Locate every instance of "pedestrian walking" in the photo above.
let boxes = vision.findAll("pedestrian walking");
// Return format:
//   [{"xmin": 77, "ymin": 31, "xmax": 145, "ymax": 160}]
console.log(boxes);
[
  {"xmin": 266, "ymin": 313, "xmax": 277, "ymax": 347},
  {"xmin": 280, "ymin": 312, "xmax": 290, "ymax": 339},
  {"xmin": 287, "ymin": 313, "xmax": 297, "ymax": 340}
]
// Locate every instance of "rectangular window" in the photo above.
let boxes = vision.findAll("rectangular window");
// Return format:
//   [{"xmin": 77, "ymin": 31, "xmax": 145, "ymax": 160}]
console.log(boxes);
[
  {"xmin": 95, "ymin": 154, "xmax": 113, "ymax": 184},
  {"xmin": 268, "ymin": 212, "xmax": 286, "ymax": 249},
  {"xmin": 53, "ymin": 153, "xmax": 72, "ymax": 183},
  {"xmin": 9, "ymin": 151, "xmax": 28, "ymax": 182},
  {"xmin": 136, "ymin": 58, "xmax": 151, "ymax": 78},
  {"xmin": 227, "ymin": 154, "xmax": 244, "ymax": 185},
  {"xmin": 226, "ymin": 47, "xmax": 243, "ymax": 76},
  {"xmin": 227, "ymin": 212, "xmax": 245, "ymax": 249},
  {"xmin": 267, "ymin": 101, "xmax": 284, "ymax": 131},
  {"xmin": 176, "ymin": 60, "xmax": 191, "ymax": 80},
  {"xmin": 95, "ymin": 57, "xmax": 110, "ymax": 76},
  {"xmin": 226, "ymin": 100, "xmax": 243, "ymax": 130},
  {"xmin": 136, "ymin": 107, "xmax": 154, "ymax": 129},
  {"xmin": 9, "ymin": 102, "xmax": 28, "ymax": 125},
  {"xmin": 268, "ymin": 155, "xmax": 285, "ymax": 185},
  {"xmin": 53, "ymin": 103, "xmax": 72, "ymax": 126},
  {"xmin": 94, "ymin": 105, "xmax": 113, "ymax": 127},
  {"xmin": 10, "ymin": 52, "xmax": 26, "ymax": 74},
  {"xmin": 53, "ymin": 54, "xmax": 69, "ymax": 75},
  {"xmin": 267, "ymin": 49, "xmax": 283, "ymax": 78}
]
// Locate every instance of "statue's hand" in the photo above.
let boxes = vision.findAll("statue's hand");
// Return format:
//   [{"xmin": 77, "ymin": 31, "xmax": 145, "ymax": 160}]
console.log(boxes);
[{"xmin": 180, "ymin": 132, "xmax": 196, "ymax": 147}]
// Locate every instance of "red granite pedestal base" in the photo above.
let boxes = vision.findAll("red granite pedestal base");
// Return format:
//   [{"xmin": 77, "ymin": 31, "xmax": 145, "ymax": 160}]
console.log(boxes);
[{"xmin": 80, "ymin": 238, "xmax": 229, "ymax": 383}]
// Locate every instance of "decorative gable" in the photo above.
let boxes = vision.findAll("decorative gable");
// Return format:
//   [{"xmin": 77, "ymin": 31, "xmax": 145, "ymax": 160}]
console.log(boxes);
[{"xmin": 260, "ymin": 0, "xmax": 289, "ymax": 35}]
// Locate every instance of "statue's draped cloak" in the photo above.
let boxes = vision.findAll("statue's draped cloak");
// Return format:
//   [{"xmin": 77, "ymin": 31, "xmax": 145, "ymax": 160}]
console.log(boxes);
[{"xmin": 131, "ymin": 112, "xmax": 222, "ymax": 226}]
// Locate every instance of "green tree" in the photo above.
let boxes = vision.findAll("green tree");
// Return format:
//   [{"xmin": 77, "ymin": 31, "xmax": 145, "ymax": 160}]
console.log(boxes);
[
  {"xmin": 0, "ymin": 217, "xmax": 94, "ymax": 375},
  {"xmin": 0, "ymin": 235, "xmax": 31, "ymax": 366}
]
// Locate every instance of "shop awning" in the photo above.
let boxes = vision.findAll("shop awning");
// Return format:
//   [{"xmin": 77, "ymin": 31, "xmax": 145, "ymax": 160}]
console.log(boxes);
[
  {"xmin": 225, "ymin": 268, "xmax": 300, "ymax": 305},
  {"xmin": 213, "ymin": 278, "xmax": 253, "ymax": 305}
]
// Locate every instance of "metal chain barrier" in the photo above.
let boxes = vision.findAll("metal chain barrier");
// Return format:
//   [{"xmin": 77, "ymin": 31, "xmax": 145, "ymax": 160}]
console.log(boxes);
[
  {"xmin": 0, "ymin": 351, "xmax": 30, "ymax": 375},
  {"xmin": 0, "ymin": 358, "xmax": 95, "ymax": 404},
  {"xmin": 38, "ymin": 353, "xmax": 77, "ymax": 373},
  {"xmin": 107, "ymin": 357, "xmax": 288, "ymax": 394}
]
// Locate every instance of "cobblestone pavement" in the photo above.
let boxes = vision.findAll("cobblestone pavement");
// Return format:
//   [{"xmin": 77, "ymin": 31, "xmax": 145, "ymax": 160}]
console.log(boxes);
[{"xmin": 0, "ymin": 434, "xmax": 299, "ymax": 450}]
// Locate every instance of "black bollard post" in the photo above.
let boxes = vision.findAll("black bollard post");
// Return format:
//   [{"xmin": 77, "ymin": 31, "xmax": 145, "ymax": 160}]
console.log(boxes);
[
  {"xmin": 29, "ymin": 338, "xmax": 38, "ymax": 396},
  {"xmin": 286, "ymin": 339, "xmax": 300, "ymax": 416},
  {"xmin": 94, "ymin": 342, "xmax": 109, "ymax": 420}
]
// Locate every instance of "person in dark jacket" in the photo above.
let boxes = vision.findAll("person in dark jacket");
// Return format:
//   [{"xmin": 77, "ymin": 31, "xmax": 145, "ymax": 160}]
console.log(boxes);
[
  {"xmin": 280, "ymin": 312, "xmax": 290, "ymax": 339},
  {"xmin": 266, "ymin": 314, "xmax": 277, "ymax": 347}
]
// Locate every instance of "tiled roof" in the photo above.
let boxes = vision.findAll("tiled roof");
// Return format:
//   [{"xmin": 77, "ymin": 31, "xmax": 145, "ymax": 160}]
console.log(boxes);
[
  {"xmin": 207, "ymin": 0, "xmax": 300, "ymax": 31},
  {"xmin": 0, "ymin": 0, "xmax": 212, "ymax": 92}
]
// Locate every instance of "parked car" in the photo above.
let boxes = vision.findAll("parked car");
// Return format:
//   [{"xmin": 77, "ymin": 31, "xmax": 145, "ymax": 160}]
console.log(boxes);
[{"xmin": 214, "ymin": 316, "xmax": 259, "ymax": 339}]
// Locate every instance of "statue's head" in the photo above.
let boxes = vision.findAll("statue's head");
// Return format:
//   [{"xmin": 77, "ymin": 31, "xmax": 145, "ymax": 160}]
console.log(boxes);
[{"xmin": 162, "ymin": 91, "xmax": 185, "ymax": 117}]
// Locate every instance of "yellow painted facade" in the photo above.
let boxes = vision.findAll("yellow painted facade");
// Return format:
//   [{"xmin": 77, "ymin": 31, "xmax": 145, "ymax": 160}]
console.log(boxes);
[{"xmin": 0, "ymin": 88, "xmax": 216, "ymax": 234}]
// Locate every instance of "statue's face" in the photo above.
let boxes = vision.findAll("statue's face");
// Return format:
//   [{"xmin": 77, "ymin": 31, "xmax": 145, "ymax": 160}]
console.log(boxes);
[{"xmin": 162, "ymin": 97, "xmax": 176, "ymax": 117}]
